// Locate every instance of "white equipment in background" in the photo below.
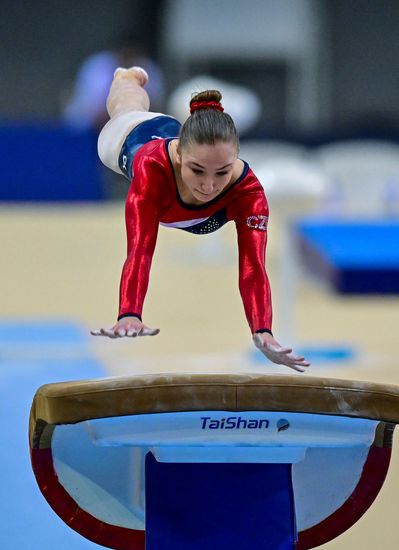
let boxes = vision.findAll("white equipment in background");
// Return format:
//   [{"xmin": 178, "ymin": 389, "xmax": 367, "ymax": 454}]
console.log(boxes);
[
  {"xmin": 167, "ymin": 75, "xmax": 262, "ymax": 135},
  {"xmin": 314, "ymin": 140, "xmax": 399, "ymax": 217}
]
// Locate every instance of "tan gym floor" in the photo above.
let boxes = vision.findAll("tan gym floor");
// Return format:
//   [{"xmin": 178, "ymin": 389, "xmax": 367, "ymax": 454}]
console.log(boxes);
[{"xmin": 2, "ymin": 203, "xmax": 398, "ymax": 548}]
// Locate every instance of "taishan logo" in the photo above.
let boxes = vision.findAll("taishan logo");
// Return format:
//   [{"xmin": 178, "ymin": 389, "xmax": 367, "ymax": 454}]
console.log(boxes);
[
  {"xmin": 201, "ymin": 416, "xmax": 270, "ymax": 430},
  {"xmin": 277, "ymin": 419, "xmax": 290, "ymax": 432},
  {"xmin": 200, "ymin": 416, "xmax": 291, "ymax": 431},
  {"xmin": 246, "ymin": 215, "xmax": 268, "ymax": 231}
]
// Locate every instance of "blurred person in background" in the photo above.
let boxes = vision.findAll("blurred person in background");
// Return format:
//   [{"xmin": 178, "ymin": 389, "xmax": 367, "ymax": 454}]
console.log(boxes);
[
  {"xmin": 91, "ymin": 67, "xmax": 310, "ymax": 373},
  {"xmin": 62, "ymin": 34, "xmax": 165, "ymax": 132}
]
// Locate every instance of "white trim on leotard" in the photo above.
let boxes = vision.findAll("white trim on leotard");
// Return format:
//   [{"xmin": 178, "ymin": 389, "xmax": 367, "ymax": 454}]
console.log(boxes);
[{"xmin": 98, "ymin": 110, "xmax": 165, "ymax": 174}]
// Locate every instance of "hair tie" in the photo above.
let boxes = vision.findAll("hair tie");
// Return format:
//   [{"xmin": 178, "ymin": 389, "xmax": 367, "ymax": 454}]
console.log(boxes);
[{"xmin": 190, "ymin": 100, "xmax": 224, "ymax": 114}]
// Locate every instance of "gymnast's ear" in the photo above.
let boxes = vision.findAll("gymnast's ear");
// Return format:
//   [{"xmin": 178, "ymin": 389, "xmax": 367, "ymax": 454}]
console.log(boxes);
[{"xmin": 175, "ymin": 145, "xmax": 182, "ymax": 165}]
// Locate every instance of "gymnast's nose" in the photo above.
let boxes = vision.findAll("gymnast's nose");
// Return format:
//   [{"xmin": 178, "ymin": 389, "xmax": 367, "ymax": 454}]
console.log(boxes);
[{"xmin": 200, "ymin": 177, "xmax": 215, "ymax": 193}]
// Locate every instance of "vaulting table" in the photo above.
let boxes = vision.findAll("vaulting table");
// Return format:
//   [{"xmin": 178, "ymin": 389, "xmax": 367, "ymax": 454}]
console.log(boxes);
[{"xmin": 29, "ymin": 373, "xmax": 399, "ymax": 549}]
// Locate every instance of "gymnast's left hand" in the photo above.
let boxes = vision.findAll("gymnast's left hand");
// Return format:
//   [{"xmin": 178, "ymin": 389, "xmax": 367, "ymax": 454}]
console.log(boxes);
[
  {"xmin": 252, "ymin": 332, "xmax": 310, "ymax": 373},
  {"xmin": 91, "ymin": 316, "xmax": 160, "ymax": 339}
]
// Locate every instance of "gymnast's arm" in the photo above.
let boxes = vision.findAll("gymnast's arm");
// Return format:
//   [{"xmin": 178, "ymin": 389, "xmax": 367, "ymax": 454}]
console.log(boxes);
[
  {"xmin": 92, "ymin": 155, "xmax": 162, "ymax": 338},
  {"xmin": 232, "ymin": 191, "xmax": 310, "ymax": 372}
]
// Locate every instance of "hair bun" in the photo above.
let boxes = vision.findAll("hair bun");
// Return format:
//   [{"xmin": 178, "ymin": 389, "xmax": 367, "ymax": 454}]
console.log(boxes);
[{"xmin": 189, "ymin": 90, "xmax": 224, "ymax": 114}]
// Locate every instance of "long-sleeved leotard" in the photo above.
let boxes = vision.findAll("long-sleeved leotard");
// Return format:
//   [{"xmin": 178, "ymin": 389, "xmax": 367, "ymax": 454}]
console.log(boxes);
[{"xmin": 118, "ymin": 137, "xmax": 272, "ymax": 334}]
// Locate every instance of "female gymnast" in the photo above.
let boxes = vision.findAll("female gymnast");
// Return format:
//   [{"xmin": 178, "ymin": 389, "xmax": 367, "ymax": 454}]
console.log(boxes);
[{"xmin": 92, "ymin": 67, "xmax": 310, "ymax": 373}]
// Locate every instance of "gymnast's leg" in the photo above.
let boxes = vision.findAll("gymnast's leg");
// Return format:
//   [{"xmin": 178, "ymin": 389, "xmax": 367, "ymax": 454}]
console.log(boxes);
[
  {"xmin": 106, "ymin": 67, "xmax": 150, "ymax": 117},
  {"xmin": 98, "ymin": 67, "xmax": 164, "ymax": 174}
]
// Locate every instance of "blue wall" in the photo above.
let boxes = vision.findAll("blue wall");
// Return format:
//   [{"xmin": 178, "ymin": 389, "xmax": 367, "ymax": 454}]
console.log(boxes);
[{"xmin": 0, "ymin": 123, "xmax": 104, "ymax": 201}]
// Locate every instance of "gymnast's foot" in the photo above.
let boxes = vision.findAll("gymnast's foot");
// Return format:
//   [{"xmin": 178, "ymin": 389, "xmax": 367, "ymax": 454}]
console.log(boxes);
[{"xmin": 113, "ymin": 66, "xmax": 149, "ymax": 87}]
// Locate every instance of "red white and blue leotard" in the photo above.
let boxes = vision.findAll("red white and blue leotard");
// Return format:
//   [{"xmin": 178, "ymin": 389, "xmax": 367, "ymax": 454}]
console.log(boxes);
[{"xmin": 118, "ymin": 137, "xmax": 272, "ymax": 334}]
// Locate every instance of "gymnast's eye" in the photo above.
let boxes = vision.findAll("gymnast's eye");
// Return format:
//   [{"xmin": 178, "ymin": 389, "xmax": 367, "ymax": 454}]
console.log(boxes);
[
  {"xmin": 216, "ymin": 172, "xmax": 228, "ymax": 176},
  {"xmin": 191, "ymin": 168, "xmax": 203, "ymax": 175}
]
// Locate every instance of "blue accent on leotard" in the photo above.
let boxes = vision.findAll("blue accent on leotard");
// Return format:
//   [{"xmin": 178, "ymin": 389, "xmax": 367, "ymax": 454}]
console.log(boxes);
[
  {"xmin": 119, "ymin": 115, "xmax": 181, "ymax": 179},
  {"xmin": 180, "ymin": 208, "xmax": 229, "ymax": 235}
]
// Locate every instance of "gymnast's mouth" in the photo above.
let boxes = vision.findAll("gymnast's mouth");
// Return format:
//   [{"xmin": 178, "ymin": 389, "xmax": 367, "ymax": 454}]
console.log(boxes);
[{"xmin": 195, "ymin": 190, "xmax": 219, "ymax": 198}]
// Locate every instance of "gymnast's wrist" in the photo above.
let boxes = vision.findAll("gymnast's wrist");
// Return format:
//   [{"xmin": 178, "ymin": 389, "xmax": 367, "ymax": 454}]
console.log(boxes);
[
  {"xmin": 254, "ymin": 328, "xmax": 273, "ymax": 336},
  {"xmin": 117, "ymin": 312, "xmax": 142, "ymax": 322}
]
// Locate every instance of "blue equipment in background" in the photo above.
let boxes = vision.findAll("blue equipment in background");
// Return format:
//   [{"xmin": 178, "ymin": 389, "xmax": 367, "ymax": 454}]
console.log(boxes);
[{"xmin": 297, "ymin": 219, "xmax": 399, "ymax": 294}]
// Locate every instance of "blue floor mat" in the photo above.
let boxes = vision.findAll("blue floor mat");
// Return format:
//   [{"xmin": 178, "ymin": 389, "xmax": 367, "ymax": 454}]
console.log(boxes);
[{"xmin": 0, "ymin": 319, "xmax": 105, "ymax": 549}]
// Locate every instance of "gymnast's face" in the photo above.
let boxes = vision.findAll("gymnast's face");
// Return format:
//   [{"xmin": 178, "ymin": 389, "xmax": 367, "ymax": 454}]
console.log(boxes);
[{"xmin": 177, "ymin": 141, "xmax": 238, "ymax": 204}]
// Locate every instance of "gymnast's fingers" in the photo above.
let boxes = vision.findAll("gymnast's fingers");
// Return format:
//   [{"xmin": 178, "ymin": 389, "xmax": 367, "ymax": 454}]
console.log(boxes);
[
  {"xmin": 284, "ymin": 356, "xmax": 311, "ymax": 370},
  {"xmin": 266, "ymin": 344, "xmax": 293, "ymax": 355},
  {"xmin": 100, "ymin": 328, "xmax": 120, "ymax": 338},
  {"xmin": 90, "ymin": 328, "xmax": 118, "ymax": 338},
  {"xmin": 286, "ymin": 363, "xmax": 308, "ymax": 373},
  {"xmin": 139, "ymin": 327, "xmax": 160, "ymax": 336}
]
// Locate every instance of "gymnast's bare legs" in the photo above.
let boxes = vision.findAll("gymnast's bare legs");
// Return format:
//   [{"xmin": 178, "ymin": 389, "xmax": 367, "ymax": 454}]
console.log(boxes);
[
  {"xmin": 98, "ymin": 67, "xmax": 164, "ymax": 175},
  {"xmin": 107, "ymin": 67, "xmax": 150, "ymax": 116}
]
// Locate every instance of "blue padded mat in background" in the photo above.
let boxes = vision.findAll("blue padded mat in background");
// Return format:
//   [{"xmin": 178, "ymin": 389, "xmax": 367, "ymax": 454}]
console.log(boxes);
[
  {"xmin": 0, "ymin": 320, "xmax": 105, "ymax": 549},
  {"xmin": 296, "ymin": 220, "xmax": 399, "ymax": 293}
]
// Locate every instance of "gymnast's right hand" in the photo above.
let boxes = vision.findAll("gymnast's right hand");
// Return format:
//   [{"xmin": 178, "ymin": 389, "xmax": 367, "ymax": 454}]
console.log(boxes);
[{"xmin": 91, "ymin": 316, "xmax": 160, "ymax": 338}]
